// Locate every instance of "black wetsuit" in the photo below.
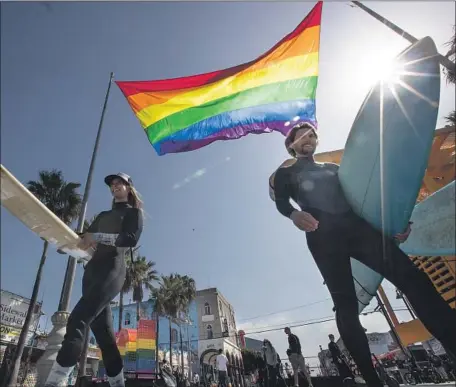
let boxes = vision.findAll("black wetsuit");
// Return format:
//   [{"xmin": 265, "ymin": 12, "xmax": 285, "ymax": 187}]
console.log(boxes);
[
  {"xmin": 56, "ymin": 202, "xmax": 143, "ymax": 377},
  {"xmin": 274, "ymin": 157, "xmax": 456, "ymax": 387}
]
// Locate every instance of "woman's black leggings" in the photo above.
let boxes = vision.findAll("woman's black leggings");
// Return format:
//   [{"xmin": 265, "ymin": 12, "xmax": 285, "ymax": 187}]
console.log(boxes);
[
  {"xmin": 267, "ymin": 365, "xmax": 278, "ymax": 387},
  {"xmin": 56, "ymin": 251, "xmax": 126, "ymax": 377},
  {"xmin": 306, "ymin": 211, "xmax": 456, "ymax": 387}
]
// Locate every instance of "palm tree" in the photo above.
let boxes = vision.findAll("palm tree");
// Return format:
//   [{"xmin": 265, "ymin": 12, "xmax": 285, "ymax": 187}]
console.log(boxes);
[
  {"xmin": 5, "ymin": 170, "xmax": 81, "ymax": 387},
  {"xmin": 445, "ymin": 111, "xmax": 456, "ymax": 126},
  {"xmin": 149, "ymin": 274, "xmax": 196, "ymax": 370},
  {"xmin": 131, "ymin": 256, "xmax": 159, "ymax": 322},
  {"xmin": 149, "ymin": 275, "xmax": 180, "ymax": 368},
  {"xmin": 117, "ymin": 251, "xmax": 158, "ymax": 331},
  {"xmin": 173, "ymin": 275, "xmax": 196, "ymax": 371},
  {"xmin": 150, "ymin": 280, "xmax": 167, "ymax": 373},
  {"xmin": 163, "ymin": 275, "xmax": 182, "ymax": 368},
  {"xmin": 444, "ymin": 26, "xmax": 455, "ymax": 84},
  {"xmin": 177, "ymin": 275, "xmax": 196, "ymax": 316}
]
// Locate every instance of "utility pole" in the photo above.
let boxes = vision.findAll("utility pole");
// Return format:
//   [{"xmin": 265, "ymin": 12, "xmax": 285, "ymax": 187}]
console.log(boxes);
[
  {"xmin": 351, "ymin": 1, "xmax": 455, "ymax": 72},
  {"xmin": 375, "ymin": 294, "xmax": 409, "ymax": 358}
]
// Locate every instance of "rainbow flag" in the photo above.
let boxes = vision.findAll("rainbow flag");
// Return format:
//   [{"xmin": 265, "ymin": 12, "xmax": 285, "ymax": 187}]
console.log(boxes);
[{"xmin": 116, "ymin": 2, "xmax": 322, "ymax": 155}]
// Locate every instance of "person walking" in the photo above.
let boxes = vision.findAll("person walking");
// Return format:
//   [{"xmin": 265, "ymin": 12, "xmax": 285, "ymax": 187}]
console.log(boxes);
[
  {"xmin": 216, "ymin": 349, "xmax": 229, "ymax": 387},
  {"xmin": 44, "ymin": 172, "xmax": 143, "ymax": 387},
  {"xmin": 272, "ymin": 122, "xmax": 456, "ymax": 387},
  {"xmin": 193, "ymin": 373, "xmax": 200, "ymax": 387},
  {"xmin": 284, "ymin": 327, "xmax": 312, "ymax": 387},
  {"xmin": 328, "ymin": 334, "xmax": 356, "ymax": 383},
  {"xmin": 262, "ymin": 340, "xmax": 278, "ymax": 387}
]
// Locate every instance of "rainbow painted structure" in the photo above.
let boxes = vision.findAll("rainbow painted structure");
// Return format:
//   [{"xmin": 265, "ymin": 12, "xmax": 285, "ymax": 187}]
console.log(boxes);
[
  {"xmin": 98, "ymin": 320, "xmax": 156, "ymax": 377},
  {"xmin": 117, "ymin": 2, "xmax": 322, "ymax": 155}
]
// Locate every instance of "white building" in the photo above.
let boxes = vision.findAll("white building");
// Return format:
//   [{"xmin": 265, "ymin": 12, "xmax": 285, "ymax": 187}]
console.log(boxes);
[{"xmin": 195, "ymin": 288, "xmax": 242, "ymax": 368}]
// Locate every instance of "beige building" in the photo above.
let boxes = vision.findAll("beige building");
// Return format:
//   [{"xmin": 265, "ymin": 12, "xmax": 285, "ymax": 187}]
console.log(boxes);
[{"xmin": 195, "ymin": 288, "xmax": 242, "ymax": 367}]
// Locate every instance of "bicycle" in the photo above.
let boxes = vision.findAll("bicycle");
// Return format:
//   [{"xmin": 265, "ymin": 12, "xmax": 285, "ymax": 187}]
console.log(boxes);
[{"xmin": 371, "ymin": 354, "xmax": 400, "ymax": 387}]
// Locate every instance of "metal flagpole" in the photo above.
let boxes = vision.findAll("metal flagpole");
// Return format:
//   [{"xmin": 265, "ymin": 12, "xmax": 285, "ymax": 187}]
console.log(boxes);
[
  {"xmin": 351, "ymin": 1, "xmax": 455, "ymax": 72},
  {"xmin": 59, "ymin": 71, "xmax": 115, "ymax": 312},
  {"xmin": 35, "ymin": 71, "xmax": 115, "ymax": 387},
  {"xmin": 69, "ymin": 72, "xmax": 115, "ymax": 382}
]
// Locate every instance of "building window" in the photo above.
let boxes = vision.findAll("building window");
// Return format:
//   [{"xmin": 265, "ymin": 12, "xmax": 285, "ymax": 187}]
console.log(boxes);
[
  {"xmin": 171, "ymin": 328, "xmax": 178, "ymax": 343},
  {"xmin": 124, "ymin": 312, "xmax": 131, "ymax": 326},
  {"xmin": 219, "ymin": 301, "xmax": 223, "ymax": 316},
  {"xmin": 207, "ymin": 324, "xmax": 213, "ymax": 339},
  {"xmin": 204, "ymin": 302, "xmax": 211, "ymax": 315},
  {"xmin": 223, "ymin": 318, "xmax": 229, "ymax": 337}
]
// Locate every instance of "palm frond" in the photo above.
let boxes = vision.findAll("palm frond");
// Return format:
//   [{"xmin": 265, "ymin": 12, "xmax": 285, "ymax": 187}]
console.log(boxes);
[
  {"xmin": 443, "ymin": 25, "xmax": 456, "ymax": 84},
  {"xmin": 27, "ymin": 169, "xmax": 82, "ymax": 226},
  {"xmin": 445, "ymin": 110, "xmax": 456, "ymax": 126},
  {"xmin": 150, "ymin": 273, "xmax": 196, "ymax": 321}
]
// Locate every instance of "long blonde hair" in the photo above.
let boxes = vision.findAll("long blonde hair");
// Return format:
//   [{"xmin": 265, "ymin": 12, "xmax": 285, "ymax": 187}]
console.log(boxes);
[{"xmin": 112, "ymin": 185, "xmax": 143, "ymax": 210}]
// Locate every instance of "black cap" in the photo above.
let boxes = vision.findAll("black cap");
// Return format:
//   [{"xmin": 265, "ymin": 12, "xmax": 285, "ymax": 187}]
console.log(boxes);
[
  {"xmin": 104, "ymin": 172, "xmax": 133, "ymax": 186},
  {"xmin": 284, "ymin": 122, "xmax": 317, "ymax": 157}
]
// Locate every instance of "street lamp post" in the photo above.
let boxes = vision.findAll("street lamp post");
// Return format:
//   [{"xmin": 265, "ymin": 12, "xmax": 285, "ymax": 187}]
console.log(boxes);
[{"xmin": 36, "ymin": 72, "xmax": 114, "ymax": 385}]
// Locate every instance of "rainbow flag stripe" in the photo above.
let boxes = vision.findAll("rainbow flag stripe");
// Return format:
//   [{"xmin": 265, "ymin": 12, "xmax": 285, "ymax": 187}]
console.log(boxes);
[{"xmin": 116, "ymin": 2, "xmax": 322, "ymax": 155}]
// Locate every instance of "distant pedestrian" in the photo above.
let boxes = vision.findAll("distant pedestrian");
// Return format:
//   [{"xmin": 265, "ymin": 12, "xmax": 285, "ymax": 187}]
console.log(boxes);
[
  {"xmin": 284, "ymin": 327, "xmax": 312, "ymax": 387},
  {"xmin": 262, "ymin": 340, "xmax": 278, "ymax": 387},
  {"xmin": 193, "ymin": 373, "xmax": 200, "ymax": 387},
  {"xmin": 216, "ymin": 349, "xmax": 229, "ymax": 387},
  {"xmin": 328, "ymin": 334, "xmax": 353, "ymax": 381}
]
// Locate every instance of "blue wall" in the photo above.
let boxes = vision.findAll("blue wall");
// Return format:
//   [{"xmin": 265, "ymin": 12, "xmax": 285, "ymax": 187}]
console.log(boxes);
[{"xmin": 89, "ymin": 299, "xmax": 199, "ymax": 365}]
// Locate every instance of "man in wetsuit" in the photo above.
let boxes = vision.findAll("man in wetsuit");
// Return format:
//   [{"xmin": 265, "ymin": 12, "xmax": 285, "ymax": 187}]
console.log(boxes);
[
  {"xmin": 328, "ymin": 334, "xmax": 353, "ymax": 382},
  {"xmin": 272, "ymin": 122, "xmax": 456, "ymax": 387}
]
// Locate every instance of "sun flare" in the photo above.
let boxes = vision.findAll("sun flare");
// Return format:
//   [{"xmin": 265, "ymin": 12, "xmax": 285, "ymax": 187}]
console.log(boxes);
[{"xmin": 358, "ymin": 56, "xmax": 405, "ymax": 88}]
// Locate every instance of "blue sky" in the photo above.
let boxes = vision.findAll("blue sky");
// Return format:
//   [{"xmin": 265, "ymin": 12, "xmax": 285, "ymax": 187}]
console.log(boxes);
[{"xmin": 1, "ymin": 1, "xmax": 455, "ymax": 364}]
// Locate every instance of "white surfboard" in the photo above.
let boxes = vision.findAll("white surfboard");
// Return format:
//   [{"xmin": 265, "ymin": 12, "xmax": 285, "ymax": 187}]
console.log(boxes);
[
  {"xmin": 1, "ymin": 164, "xmax": 93, "ymax": 260},
  {"xmin": 401, "ymin": 181, "xmax": 455, "ymax": 256}
]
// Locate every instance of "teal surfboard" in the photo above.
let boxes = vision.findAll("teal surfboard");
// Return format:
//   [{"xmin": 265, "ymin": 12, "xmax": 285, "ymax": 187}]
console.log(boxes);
[
  {"xmin": 339, "ymin": 36, "xmax": 440, "ymax": 312},
  {"xmin": 401, "ymin": 181, "xmax": 455, "ymax": 256},
  {"xmin": 339, "ymin": 36, "xmax": 440, "ymax": 237}
]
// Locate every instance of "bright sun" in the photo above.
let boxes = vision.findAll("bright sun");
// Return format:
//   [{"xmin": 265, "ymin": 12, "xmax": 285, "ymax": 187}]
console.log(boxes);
[{"xmin": 358, "ymin": 56, "xmax": 405, "ymax": 89}]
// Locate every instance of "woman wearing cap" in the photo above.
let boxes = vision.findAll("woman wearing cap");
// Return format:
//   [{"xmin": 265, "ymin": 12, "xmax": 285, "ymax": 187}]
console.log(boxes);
[
  {"xmin": 272, "ymin": 122, "xmax": 456, "ymax": 387},
  {"xmin": 45, "ymin": 173, "xmax": 143, "ymax": 387}
]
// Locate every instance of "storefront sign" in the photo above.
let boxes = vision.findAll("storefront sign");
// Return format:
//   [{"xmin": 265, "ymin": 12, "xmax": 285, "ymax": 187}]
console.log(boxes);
[
  {"xmin": 0, "ymin": 324, "xmax": 34, "ymax": 345},
  {"xmin": 0, "ymin": 290, "xmax": 42, "ymax": 344},
  {"xmin": 1, "ymin": 290, "xmax": 42, "ymax": 331}
]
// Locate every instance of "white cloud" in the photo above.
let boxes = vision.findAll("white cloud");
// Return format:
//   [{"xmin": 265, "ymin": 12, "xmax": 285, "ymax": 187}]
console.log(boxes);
[
  {"xmin": 173, "ymin": 168, "xmax": 207, "ymax": 189},
  {"xmin": 172, "ymin": 155, "xmax": 231, "ymax": 190}
]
